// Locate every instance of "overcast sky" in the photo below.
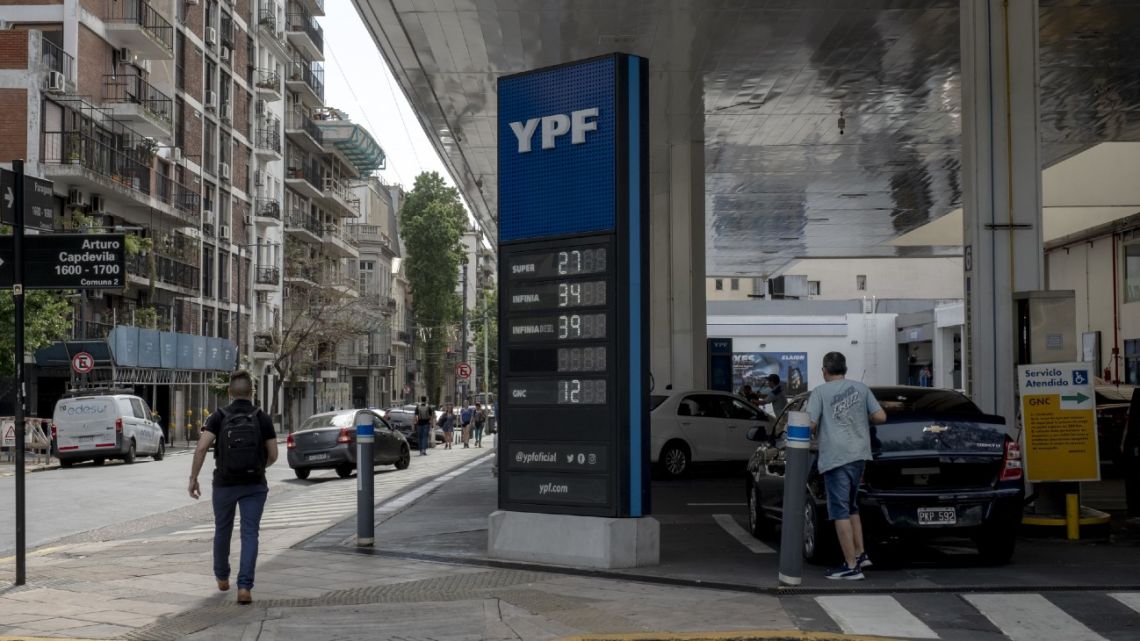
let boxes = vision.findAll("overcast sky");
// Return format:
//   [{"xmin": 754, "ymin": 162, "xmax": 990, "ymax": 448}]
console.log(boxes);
[{"xmin": 321, "ymin": 2, "xmax": 457, "ymax": 195}]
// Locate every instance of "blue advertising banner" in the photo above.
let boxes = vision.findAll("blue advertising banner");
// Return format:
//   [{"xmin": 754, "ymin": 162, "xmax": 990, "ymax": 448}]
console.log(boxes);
[
  {"xmin": 176, "ymin": 333, "xmax": 194, "ymax": 370},
  {"xmin": 192, "ymin": 336, "xmax": 207, "ymax": 370},
  {"xmin": 108, "ymin": 326, "xmax": 139, "ymax": 368},
  {"xmin": 733, "ymin": 352, "xmax": 809, "ymax": 396},
  {"xmin": 160, "ymin": 332, "xmax": 178, "ymax": 369},
  {"xmin": 137, "ymin": 329, "xmax": 161, "ymax": 368}
]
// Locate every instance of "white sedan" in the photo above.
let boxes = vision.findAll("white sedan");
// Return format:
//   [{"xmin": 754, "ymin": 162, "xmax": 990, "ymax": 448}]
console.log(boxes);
[{"xmin": 650, "ymin": 390, "xmax": 775, "ymax": 478}]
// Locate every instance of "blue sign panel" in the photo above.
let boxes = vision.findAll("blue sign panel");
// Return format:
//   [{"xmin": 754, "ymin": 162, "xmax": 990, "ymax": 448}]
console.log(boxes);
[
  {"xmin": 160, "ymin": 332, "xmax": 178, "ymax": 369},
  {"xmin": 498, "ymin": 54, "xmax": 649, "ymax": 519},
  {"xmin": 108, "ymin": 326, "xmax": 139, "ymax": 368},
  {"xmin": 499, "ymin": 56, "xmax": 617, "ymax": 241},
  {"xmin": 138, "ymin": 329, "xmax": 161, "ymax": 368}
]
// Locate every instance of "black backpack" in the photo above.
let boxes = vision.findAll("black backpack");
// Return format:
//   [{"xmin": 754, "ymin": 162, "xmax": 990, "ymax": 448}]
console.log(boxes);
[
  {"xmin": 415, "ymin": 403, "xmax": 432, "ymax": 423},
  {"xmin": 215, "ymin": 406, "xmax": 265, "ymax": 483}
]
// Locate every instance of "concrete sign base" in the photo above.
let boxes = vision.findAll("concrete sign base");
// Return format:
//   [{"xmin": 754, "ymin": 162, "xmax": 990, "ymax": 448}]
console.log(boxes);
[{"xmin": 488, "ymin": 510, "xmax": 659, "ymax": 569}]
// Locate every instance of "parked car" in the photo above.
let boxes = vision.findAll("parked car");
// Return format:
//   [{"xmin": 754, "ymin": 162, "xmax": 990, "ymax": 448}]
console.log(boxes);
[
  {"xmin": 745, "ymin": 386, "xmax": 1024, "ymax": 565},
  {"xmin": 383, "ymin": 407, "xmax": 446, "ymax": 444},
  {"xmin": 650, "ymin": 390, "xmax": 774, "ymax": 478},
  {"xmin": 287, "ymin": 409, "xmax": 411, "ymax": 480},
  {"xmin": 1095, "ymin": 384, "xmax": 1137, "ymax": 470},
  {"xmin": 52, "ymin": 394, "xmax": 166, "ymax": 466}
]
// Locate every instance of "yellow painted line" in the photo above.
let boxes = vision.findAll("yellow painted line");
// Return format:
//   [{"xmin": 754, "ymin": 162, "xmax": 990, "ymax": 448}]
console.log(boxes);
[
  {"xmin": 1022, "ymin": 515, "xmax": 1111, "ymax": 526},
  {"xmin": 557, "ymin": 631, "xmax": 901, "ymax": 641},
  {"xmin": 0, "ymin": 544, "xmax": 68, "ymax": 565}
]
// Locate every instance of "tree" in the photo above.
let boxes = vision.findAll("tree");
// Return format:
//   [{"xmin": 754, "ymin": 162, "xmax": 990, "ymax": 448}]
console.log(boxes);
[
  {"xmin": 0, "ymin": 290, "xmax": 72, "ymax": 378},
  {"xmin": 400, "ymin": 172, "xmax": 467, "ymax": 402},
  {"xmin": 472, "ymin": 287, "xmax": 498, "ymax": 394}
]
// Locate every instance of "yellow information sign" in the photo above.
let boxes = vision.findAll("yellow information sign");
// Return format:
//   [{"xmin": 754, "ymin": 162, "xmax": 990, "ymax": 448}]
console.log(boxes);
[{"xmin": 1017, "ymin": 363, "xmax": 1100, "ymax": 482}]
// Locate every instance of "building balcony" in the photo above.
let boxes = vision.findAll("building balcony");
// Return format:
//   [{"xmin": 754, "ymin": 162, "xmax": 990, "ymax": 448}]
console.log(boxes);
[
  {"xmin": 126, "ymin": 253, "xmax": 198, "ymax": 292},
  {"xmin": 297, "ymin": 0, "xmax": 325, "ymax": 17},
  {"xmin": 285, "ymin": 155, "xmax": 324, "ymax": 200},
  {"xmin": 40, "ymin": 36, "xmax": 76, "ymax": 93},
  {"xmin": 284, "ymin": 209, "xmax": 322, "ymax": 244},
  {"xmin": 254, "ymin": 69, "xmax": 282, "ymax": 101},
  {"xmin": 283, "ymin": 265, "xmax": 318, "ymax": 287},
  {"xmin": 40, "ymin": 128, "xmax": 170, "ymax": 215},
  {"xmin": 285, "ymin": 108, "xmax": 323, "ymax": 153},
  {"xmin": 102, "ymin": 72, "xmax": 173, "ymax": 139},
  {"xmin": 320, "ymin": 177, "xmax": 360, "ymax": 218},
  {"xmin": 73, "ymin": 320, "xmax": 116, "ymax": 341},
  {"xmin": 321, "ymin": 226, "xmax": 359, "ymax": 258},
  {"xmin": 154, "ymin": 175, "xmax": 201, "ymax": 224},
  {"xmin": 286, "ymin": 9, "xmax": 324, "ymax": 61},
  {"xmin": 357, "ymin": 352, "xmax": 394, "ymax": 368},
  {"xmin": 103, "ymin": 0, "xmax": 174, "ymax": 60},
  {"xmin": 255, "ymin": 198, "xmax": 282, "ymax": 225},
  {"xmin": 285, "ymin": 58, "xmax": 323, "ymax": 107},
  {"xmin": 254, "ymin": 266, "xmax": 280, "ymax": 289},
  {"xmin": 255, "ymin": 120, "xmax": 283, "ymax": 161}
]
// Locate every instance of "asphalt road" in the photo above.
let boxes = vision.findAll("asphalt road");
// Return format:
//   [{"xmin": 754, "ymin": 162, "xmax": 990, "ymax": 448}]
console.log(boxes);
[{"xmin": 0, "ymin": 446, "xmax": 307, "ymax": 555}]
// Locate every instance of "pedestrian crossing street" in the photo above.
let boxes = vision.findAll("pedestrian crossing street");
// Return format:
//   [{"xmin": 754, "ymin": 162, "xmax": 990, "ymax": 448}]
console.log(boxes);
[
  {"xmin": 169, "ymin": 446, "xmax": 493, "ymax": 538},
  {"xmin": 787, "ymin": 591, "xmax": 1140, "ymax": 640}
]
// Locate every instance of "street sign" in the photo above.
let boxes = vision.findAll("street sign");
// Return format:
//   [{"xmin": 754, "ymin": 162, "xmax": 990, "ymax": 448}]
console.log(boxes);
[
  {"xmin": 1017, "ymin": 362, "xmax": 1100, "ymax": 482},
  {"xmin": 456, "ymin": 362, "xmax": 472, "ymax": 380},
  {"xmin": 0, "ymin": 233, "xmax": 126, "ymax": 289},
  {"xmin": 0, "ymin": 168, "xmax": 55, "ymax": 230},
  {"xmin": 402, "ymin": 384, "xmax": 412, "ymax": 395},
  {"xmin": 71, "ymin": 352, "xmax": 95, "ymax": 374}
]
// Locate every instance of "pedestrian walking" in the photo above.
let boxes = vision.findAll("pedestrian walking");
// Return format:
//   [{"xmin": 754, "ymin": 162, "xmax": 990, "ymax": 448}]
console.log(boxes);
[
  {"xmin": 460, "ymin": 403, "xmax": 473, "ymax": 448},
  {"xmin": 188, "ymin": 370, "xmax": 278, "ymax": 604},
  {"xmin": 438, "ymin": 402, "xmax": 456, "ymax": 450},
  {"xmin": 414, "ymin": 396, "xmax": 433, "ymax": 456},
  {"xmin": 765, "ymin": 374, "xmax": 788, "ymax": 417},
  {"xmin": 473, "ymin": 402, "xmax": 487, "ymax": 448},
  {"xmin": 806, "ymin": 352, "xmax": 886, "ymax": 581}
]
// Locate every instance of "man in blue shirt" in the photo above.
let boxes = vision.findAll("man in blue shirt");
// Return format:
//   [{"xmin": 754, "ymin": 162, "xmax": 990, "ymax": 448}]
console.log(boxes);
[{"xmin": 807, "ymin": 352, "xmax": 887, "ymax": 580}]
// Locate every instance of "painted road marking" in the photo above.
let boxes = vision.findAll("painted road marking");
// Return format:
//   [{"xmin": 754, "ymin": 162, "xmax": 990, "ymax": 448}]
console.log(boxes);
[
  {"xmin": 962, "ymin": 593, "xmax": 1108, "ymax": 641},
  {"xmin": 712, "ymin": 513, "xmax": 775, "ymax": 554},
  {"xmin": 1109, "ymin": 592, "xmax": 1140, "ymax": 615},
  {"xmin": 687, "ymin": 502, "xmax": 746, "ymax": 506},
  {"xmin": 816, "ymin": 595, "xmax": 939, "ymax": 639}
]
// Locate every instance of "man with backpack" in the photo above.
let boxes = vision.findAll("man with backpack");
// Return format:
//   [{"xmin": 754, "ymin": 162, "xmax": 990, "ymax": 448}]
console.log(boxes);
[
  {"xmin": 473, "ymin": 402, "xmax": 487, "ymax": 448},
  {"xmin": 460, "ymin": 402, "xmax": 474, "ymax": 448},
  {"xmin": 188, "ymin": 370, "xmax": 278, "ymax": 605},
  {"xmin": 414, "ymin": 396, "xmax": 433, "ymax": 456}
]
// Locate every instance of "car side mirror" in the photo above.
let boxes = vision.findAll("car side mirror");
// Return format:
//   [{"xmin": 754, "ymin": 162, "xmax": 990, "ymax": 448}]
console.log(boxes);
[{"xmin": 745, "ymin": 425, "xmax": 765, "ymax": 442}]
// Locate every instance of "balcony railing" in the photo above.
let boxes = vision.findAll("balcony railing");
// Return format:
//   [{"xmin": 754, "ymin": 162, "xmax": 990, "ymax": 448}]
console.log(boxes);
[
  {"xmin": 256, "ymin": 266, "xmax": 280, "ymax": 285},
  {"xmin": 126, "ymin": 253, "xmax": 199, "ymax": 290},
  {"xmin": 286, "ymin": 9, "xmax": 324, "ymax": 53},
  {"xmin": 41, "ymin": 129, "xmax": 153, "ymax": 196},
  {"xmin": 287, "ymin": 108, "xmax": 323, "ymax": 144},
  {"xmin": 258, "ymin": 3, "xmax": 278, "ymax": 32},
  {"xmin": 256, "ymin": 198, "xmax": 281, "ymax": 219},
  {"xmin": 102, "ymin": 72, "xmax": 173, "ymax": 126},
  {"xmin": 286, "ymin": 155, "xmax": 322, "ymax": 192},
  {"xmin": 256, "ymin": 119, "xmax": 282, "ymax": 153},
  {"xmin": 323, "ymin": 177, "xmax": 359, "ymax": 212},
  {"xmin": 322, "ymin": 225, "xmax": 359, "ymax": 247},
  {"xmin": 41, "ymin": 37, "xmax": 75, "ymax": 85},
  {"xmin": 104, "ymin": 0, "xmax": 174, "ymax": 54},
  {"xmin": 255, "ymin": 68, "xmax": 280, "ymax": 94},
  {"xmin": 73, "ymin": 320, "xmax": 115, "ymax": 340},
  {"xmin": 357, "ymin": 352, "xmax": 392, "ymax": 368},
  {"xmin": 285, "ymin": 209, "xmax": 321, "ymax": 235},
  {"xmin": 288, "ymin": 57, "xmax": 324, "ymax": 100},
  {"xmin": 285, "ymin": 264, "xmax": 318, "ymax": 282}
]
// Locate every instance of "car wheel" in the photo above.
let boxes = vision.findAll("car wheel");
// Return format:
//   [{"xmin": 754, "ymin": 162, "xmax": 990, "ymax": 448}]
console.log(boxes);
[
  {"xmin": 153, "ymin": 441, "xmax": 165, "ymax": 461},
  {"xmin": 294, "ymin": 468, "xmax": 311, "ymax": 480},
  {"xmin": 802, "ymin": 496, "xmax": 836, "ymax": 564},
  {"xmin": 59, "ymin": 458, "xmax": 73, "ymax": 468},
  {"xmin": 659, "ymin": 442, "xmax": 690, "ymax": 478},
  {"xmin": 336, "ymin": 463, "xmax": 354, "ymax": 479},
  {"xmin": 748, "ymin": 482, "xmax": 766, "ymax": 538},
  {"xmin": 123, "ymin": 440, "xmax": 136, "ymax": 464},
  {"xmin": 976, "ymin": 529, "xmax": 1017, "ymax": 565},
  {"xmin": 395, "ymin": 446, "xmax": 411, "ymax": 470}
]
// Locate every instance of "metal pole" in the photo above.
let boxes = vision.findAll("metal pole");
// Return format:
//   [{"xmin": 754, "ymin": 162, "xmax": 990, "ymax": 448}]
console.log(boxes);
[
  {"xmin": 778, "ymin": 410, "xmax": 812, "ymax": 587},
  {"xmin": 236, "ymin": 245, "xmax": 241, "ymax": 368},
  {"xmin": 459, "ymin": 262, "xmax": 468, "ymax": 405},
  {"xmin": 12, "ymin": 159, "xmax": 27, "ymax": 585},
  {"xmin": 355, "ymin": 419, "xmax": 374, "ymax": 546},
  {"xmin": 482, "ymin": 305, "xmax": 489, "ymax": 397}
]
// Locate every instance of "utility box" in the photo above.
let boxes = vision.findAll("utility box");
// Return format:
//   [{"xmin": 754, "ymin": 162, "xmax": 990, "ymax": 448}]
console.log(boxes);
[{"xmin": 1014, "ymin": 290, "xmax": 1076, "ymax": 365}]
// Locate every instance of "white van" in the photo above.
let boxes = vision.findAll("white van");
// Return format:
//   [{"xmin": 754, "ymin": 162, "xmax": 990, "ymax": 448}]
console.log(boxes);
[{"xmin": 52, "ymin": 394, "xmax": 166, "ymax": 467}]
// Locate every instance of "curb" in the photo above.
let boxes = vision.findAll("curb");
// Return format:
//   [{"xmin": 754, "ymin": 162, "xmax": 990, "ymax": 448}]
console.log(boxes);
[
  {"xmin": 557, "ymin": 633, "xmax": 899, "ymax": 641},
  {"xmin": 0, "ymin": 463, "xmax": 58, "ymax": 477}
]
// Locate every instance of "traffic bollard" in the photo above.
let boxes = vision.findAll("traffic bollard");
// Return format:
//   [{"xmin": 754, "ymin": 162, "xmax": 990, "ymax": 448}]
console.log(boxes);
[
  {"xmin": 356, "ymin": 421, "xmax": 375, "ymax": 546},
  {"xmin": 778, "ymin": 410, "xmax": 813, "ymax": 587}
]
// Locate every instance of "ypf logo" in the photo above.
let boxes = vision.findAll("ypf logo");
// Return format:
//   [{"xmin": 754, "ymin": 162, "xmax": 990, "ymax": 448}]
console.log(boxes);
[{"xmin": 509, "ymin": 108, "xmax": 599, "ymax": 153}]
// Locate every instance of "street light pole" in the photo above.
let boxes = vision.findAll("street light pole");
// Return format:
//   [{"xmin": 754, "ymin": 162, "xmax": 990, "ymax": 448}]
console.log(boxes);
[
  {"xmin": 236, "ymin": 243, "xmax": 242, "ymax": 367},
  {"xmin": 459, "ymin": 262, "xmax": 468, "ymax": 405},
  {"xmin": 12, "ymin": 159, "xmax": 27, "ymax": 586}
]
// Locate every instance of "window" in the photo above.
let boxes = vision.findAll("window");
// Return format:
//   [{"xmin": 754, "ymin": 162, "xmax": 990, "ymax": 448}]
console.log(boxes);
[
  {"xmin": 218, "ymin": 309, "xmax": 230, "ymax": 339},
  {"xmin": 218, "ymin": 252, "xmax": 230, "ymax": 302},
  {"xmin": 130, "ymin": 398, "xmax": 147, "ymax": 420},
  {"xmin": 202, "ymin": 308, "xmax": 215, "ymax": 336},
  {"xmin": 1126, "ymin": 339, "xmax": 1140, "ymax": 385},
  {"xmin": 1126, "ymin": 244, "xmax": 1140, "ymax": 303},
  {"xmin": 677, "ymin": 395, "xmax": 729, "ymax": 419},
  {"xmin": 730, "ymin": 278, "xmax": 740, "ymax": 291},
  {"xmin": 856, "ymin": 274, "xmax": 867, "ymax": 291},
  {"xmin": 176, "ymin": 34, "xmax": 185, "ymax": 90},
  {"xmin": 808, "ymin": 280, "xmax": 821, "ymax": 296},
  {"xmin": 714, "ymin": 279, "xmax": 723, "ymax": 291},
  {"xmin": 202, "ymin": 244, "xmax": 215, "ymax": 297}
]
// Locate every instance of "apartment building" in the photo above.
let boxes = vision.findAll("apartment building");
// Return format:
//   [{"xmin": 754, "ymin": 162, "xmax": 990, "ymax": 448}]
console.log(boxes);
[{"xmin": 0, "ymin": 0, "xmax": 382, "ymax": 433}]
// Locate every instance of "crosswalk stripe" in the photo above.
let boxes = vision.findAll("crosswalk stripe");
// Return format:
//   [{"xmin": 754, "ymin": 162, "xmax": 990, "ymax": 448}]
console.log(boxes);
[
  {"xmin": 962, "ymin": 594, "xmax": 1108, "ymax": 641},
  {"xmin": 1109, "ymin": 592, "xmax": 1140, "ymax": 615},
  {"xmin": 815, "ymin": 595, "xmax": 939, "ymax": 639},
  {"xmin": 712, "ymin": 514, "xmax": 775, "ymax": 554}
]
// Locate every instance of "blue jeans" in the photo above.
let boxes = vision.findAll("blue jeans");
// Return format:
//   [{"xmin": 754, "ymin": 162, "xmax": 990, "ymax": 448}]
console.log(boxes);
[
  {"xmin": 416, "ymin": 423, "xmax": 430, "ymax": 454},
  {"xmin": 474, "ymin": 425, "xmax": 484, "ymax": 447},
  {"xmin": 212, "ymin": 483, "xmax": 268, "ymax": 589},
  {"xmin": 823, "ymin": 460, "xmax": 865, "ymax": 521}
]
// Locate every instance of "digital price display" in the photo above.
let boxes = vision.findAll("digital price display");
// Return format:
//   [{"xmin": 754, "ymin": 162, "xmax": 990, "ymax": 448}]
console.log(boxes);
[{"xmin": 498, "ymin": 53, "xmax": 648, "ymax": 518}]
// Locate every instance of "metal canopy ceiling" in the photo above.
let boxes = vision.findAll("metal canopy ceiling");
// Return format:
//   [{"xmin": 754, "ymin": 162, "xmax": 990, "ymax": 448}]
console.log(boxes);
[{"xmin": 354, "ymin": 0, "xmax": 1140, "ymax": 273}]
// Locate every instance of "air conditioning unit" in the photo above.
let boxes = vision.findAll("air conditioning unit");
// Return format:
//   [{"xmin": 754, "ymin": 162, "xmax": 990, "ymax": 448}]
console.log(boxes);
[
  {"xmin": 220, "ymin": 162, "xmax": 231, "ymax": 181},
  {"xmin": 221, "ymin": 102, "xmax": 232, "ymax": 122},
  {"xmin": 118, "ymin": 47, "xmax": 133, "ymax": 63},
  {"xmin": 203, "ymin": 209, "xmax": 216, "ymax": 227},
  {"xmin": 220, "ymin": 46, "xmax": 231, "ymax": 63},
  {"xmin": 172, "ymin": 147, "xmax": 183, "ymax": 163},
  {"xmin": 67, "ymin": 188, "xmax": 83, "ymax": 206},
  {"xmin": 205, "ymin": 27, "xmax": 217, "ymax": 46},
  {"xmin": 46, "ymin": 71, "xmax": 66, "ymax": 93},
  {"xmin": 204, "ymin": 90, "xmax": 218, "ymax": 110},
  {"xmin": 219, "ymin": 224, "xmax": 231, "ymax": 240}
]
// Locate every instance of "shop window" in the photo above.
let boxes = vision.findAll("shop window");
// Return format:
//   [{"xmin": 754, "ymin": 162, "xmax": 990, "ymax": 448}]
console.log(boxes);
[
  {"xmin": 1125, "ymin": 339, "xmax": 1140, "ymax": 385},
  {"xmin": 1125, "ymin": 244, "xmax": 1140, "ymax": 303},
  {"xmin": 714, "ymin": 279, "xmax": 723, "ymax": 291},
  {"xmin": 730, "ymin": 278, "xmax": 740, "ymax": 291}
]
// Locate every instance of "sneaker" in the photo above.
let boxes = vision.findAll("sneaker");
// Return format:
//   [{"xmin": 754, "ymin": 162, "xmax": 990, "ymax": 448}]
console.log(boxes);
[
  {"xmin": 825, "ymin": 563, "xmax": 864, "ymax": 581},
  {"xmin": 856, "ymin": 552, "xmax": 872, "ymax": 569}
]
